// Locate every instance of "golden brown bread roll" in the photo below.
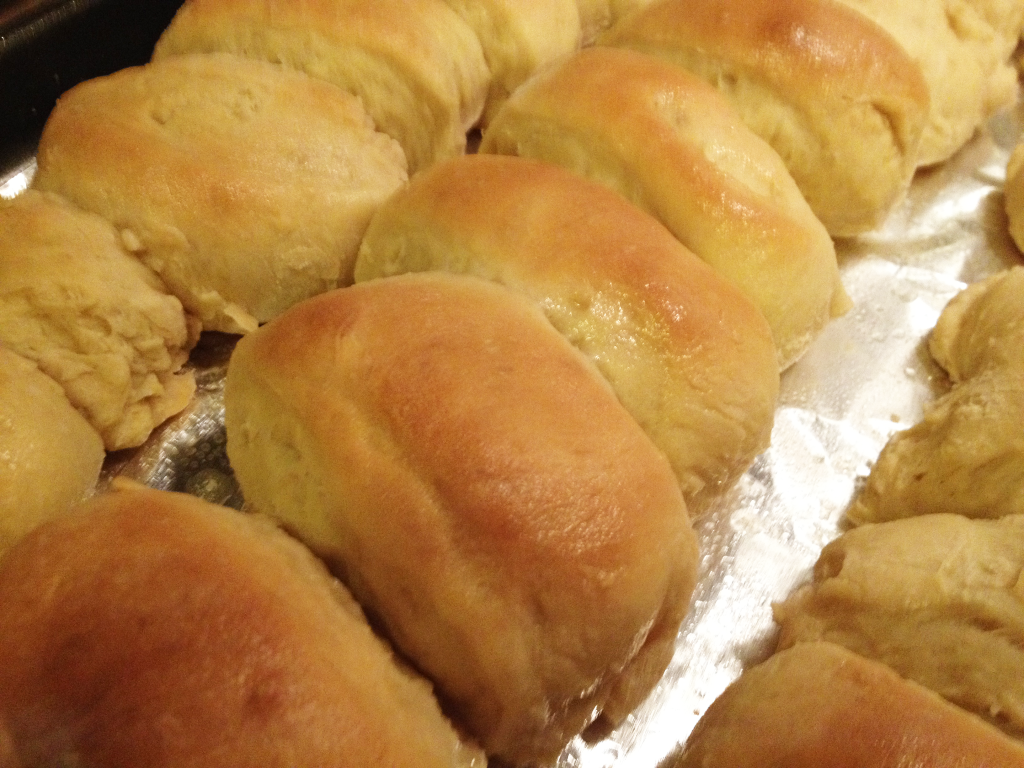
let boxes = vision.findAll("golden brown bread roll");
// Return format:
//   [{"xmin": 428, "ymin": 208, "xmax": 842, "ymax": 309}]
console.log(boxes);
[
  {"xmin": 0, "ymin": 485, "xmax": 486, "ymax": 767},
  {"xmin": 439, "ymin": 0, "xmax": 581, "ymax": 124},
  {"xmin": 576, "ymin": 0, "xmax": 657, "ymax": 43},
  {"xmin": 849, "ymin": 267, "xmax": 1024, "ymax": 524},
  {"xmin": 601, "ymin": 0, "xmax": 931, "ymax": 236},
  {"xmin": 833, "ymin": 0, "xmax": 1024, "ymax": 166},
  {"xmin": 356, "ymin": 154, "xmax": 779, "ymax": 510},
  {"xmin": 774, "ymin": 514, "xmax": 1024, "ymax": 738},
  {"xmin": 670, "ymin": 641, "xmax": 1024, "ymax": 767},
  {"xmin": 224, "ymin": 274, "xmax": 699, "ymax": 765},
  {"xmin": 0, "ymin": 191, "xmax": 197, "ymax": 451},
  {"xmin": 0, "ymin": 347, "xmax": 104, "ymax": 557},
  {"xmin": 153, "ymin": 0, "xmax": 490, "ymax": 173},
  {"xmin": 33, "ymin": 53, "xmax": 408, "ymax": 334},
  {"xmin": 480, "ymin": 47, "xmax": 849, "ymax": 368}
]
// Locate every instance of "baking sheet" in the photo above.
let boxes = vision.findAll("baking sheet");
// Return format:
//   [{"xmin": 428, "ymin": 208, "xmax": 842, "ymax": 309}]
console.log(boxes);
[
  {"xmin": 0, "ymin": 0, "xmax": 183, "ymax": 169},
  {"xmin": 2, "ymin": 79, "xmax": 1023, "ymax": 768}
]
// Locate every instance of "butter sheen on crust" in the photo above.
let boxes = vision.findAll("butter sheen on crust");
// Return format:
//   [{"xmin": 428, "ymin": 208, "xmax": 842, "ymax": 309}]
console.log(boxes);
[{"xmin": 224, "ymin": 274, "xmax": 699, "ymax": 765}]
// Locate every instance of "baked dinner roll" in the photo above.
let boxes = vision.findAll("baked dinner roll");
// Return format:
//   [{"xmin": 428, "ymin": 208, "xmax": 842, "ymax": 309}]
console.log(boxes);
[
  {"xmin": 576, "ymin": 0, "xmax": 656, "ymax": 43},
  {"xmin": 153, "ymin": 0, "xmax": 489, "ymax": 173},
  {"xmin": 480, "ymin": 46, "xmax": 850, "ymax": 367},
  {"xmin": 0, "ymin": 191, "xmax": 198, "ymax": 451},
  {"xmin": 976, "ymin": 0, "xmax": 1024, "ymax": 65},
  {"xmin": 355, "ymin": 154, "xmax": 779, "ymax": 510},
  {"xmin": 32, "ymin": 53, "xmax": 407, "ymax": 335},
  {"xmin": 0, "ymin": 485, "xmax": 486, "ymax": 767},
  {"xmin": 774, "ymin": 514, "xmax": 1024, "ymax": 738},
  {"xmin": 601, "ymin": 0, "xmax": 931, "ymax": 236},
  {"xmin": 834, "ymin": 0, "xmax": 1024, "ymax": 166},
  {"xmin": 0, "ymin": 347, "xmax": 104, "ymax": 557},
  {"xmin": 849, "ymin": 267, "xmax": 1024, "ymax": 524},
  {"xmin": 439, "ymin": 0, "xmax": 581, "ymax": 124},
  {"xmin": 975, "ymin": 0, "xmax": 1024, "ymax": 47},
  {"xmin": 670, "ymin": 641, "xmax": 1024, "ymax": 767},
  {"xmin": 224, "ymin": 274, "xmax": 699, "ymax": 765}
]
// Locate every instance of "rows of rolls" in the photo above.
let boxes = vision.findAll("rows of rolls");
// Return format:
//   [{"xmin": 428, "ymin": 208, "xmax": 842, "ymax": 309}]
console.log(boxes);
[
  {"xmin": 672, "ymin": 264, "xmax": 1024, "ymax": 766},
  {"xmin": 1, "ymin": 0, "xmax": 1023, "ymax": 764}
]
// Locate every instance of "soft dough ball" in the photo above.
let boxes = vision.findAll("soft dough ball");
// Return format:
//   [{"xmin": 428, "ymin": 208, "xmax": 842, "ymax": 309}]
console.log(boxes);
[
  {"xmin": 774, "ymin": 514, "xmax": 1024, "ymax": 738},
  {"xmin": 153, "ymin": 0, "xmax": 489, "ymax": 173},
  {"xmin": 0, "ymin": 346, "xmax": 105, "ymax": 556},
  {"xmin": 225, "ymin": 274, "xmax": 699, "ymax": 765},
  {"xmin": 33, "ymin": 53, "xmax": 408, "ymax": 333},
  {"xmin": 0, "ymin": 191, "xmax": 198, "ymax": 450},
  {"xmin": 849, "ymin": 267, "xmax": 1024, "ymax": 524}
]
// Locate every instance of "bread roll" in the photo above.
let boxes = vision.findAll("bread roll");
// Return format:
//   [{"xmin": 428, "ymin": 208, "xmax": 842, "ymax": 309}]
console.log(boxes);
[
  {"xmin": 153, "ymin": 0, "xmax": 489, "ymax": 173},
  {"xmin": 834, "ymin": 0, "xmax": 1024, "ymax": 166},
  {"xmin": 601, "ymin": 0, "xmax": 931, "ymax": 236},
  {"xmin": 0, "ymin": 485, "xmax": 485, "ymax": 767},
  {"xmin": 0, "ymin": 347, "xmax": 104, "ymax": 557},
  {"xmin": 224, "ymin": 274, "xmax": 699, "ymax": 764},
  {"xmin": 355, "ymin": 154, "xmax": 779, "ymax": 510},
  {"xmin": 439, "ymin": 0, "xmax": 581, "ymax": 123},
  {"xmin": 670, "ymin": 641, "xmax": 1024, "ymax": 767},
  {"xmin": 0, "ymin": 191, "xmax": 197, "ymax": 451},
  {"xmin": 970, "ymin": 0, "xmax": 1024, "ymax": 50},
  {"xmin": 480, "ymin": 46, "xmax": 849, "ymax": 367},
  {"xmin": 774, "ymin": 514, "xmax": 1024, "ymax": 738},
  {"xmin": 33, "ymin": 53, "xmax": 407, "ymax": 334},
  {"xmin": 576, "ymin": 0, "xmax": 657, "ymax": 43},
  {"xmin": 930, "ymin": 266, "xmax": 1024, "ymax": 378},
  {"xmin": 849, "ymin": 267, "xmax": 1024, "ymax": 524}
]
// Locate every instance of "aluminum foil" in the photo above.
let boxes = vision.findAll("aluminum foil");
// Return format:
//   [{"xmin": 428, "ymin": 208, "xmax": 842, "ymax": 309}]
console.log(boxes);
[{"xmin": 2, "ymin": 98, "xmax": 1022, "ymax": 767}]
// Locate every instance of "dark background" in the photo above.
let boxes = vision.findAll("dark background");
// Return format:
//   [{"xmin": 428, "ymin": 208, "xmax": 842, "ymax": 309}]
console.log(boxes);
[{"xmin": 0, "ymin": 0, "xmax": 183, "ymax": 170}]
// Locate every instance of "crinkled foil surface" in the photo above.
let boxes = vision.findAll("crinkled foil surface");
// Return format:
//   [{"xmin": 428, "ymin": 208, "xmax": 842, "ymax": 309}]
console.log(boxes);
[{"xmin": 2, "ymin": 97, "xmax": 1023, "ymax": 766}]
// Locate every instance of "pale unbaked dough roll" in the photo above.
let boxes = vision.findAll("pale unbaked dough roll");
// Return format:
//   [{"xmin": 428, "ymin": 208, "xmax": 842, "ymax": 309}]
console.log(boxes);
[
  {"xmin": 479, "ymin": 47, "xmax": 850, "ymax": 367},
  {"xmin": 670, "ymin": 641, "xmax": 1024, "ymax": 768},
  {"xmin": 833, "ymin": 0, "xmax": 1024, "ymax": 166},
  {"xmin": 774, "ymin": 514, "xmax": 1024, "ymax": 738},
  {"xmin": 224, "ymin": 274, "xmax": 699, "ymax": 765},
  {"xmin": 969, "ymin": 0, "xmax": 1024, "ymax": 50},
  {"xmin": 153, "ymin": 0, "xmax": 489, "ymax": 173},
  {"xmin": 0, "ymin": 347, "xmax": 105, "ymax": 557},
  {"xmin": 849, "ymin": 267, "xmax": 1024, "ymax": 524},
  {"xmin": 601, "ymin": 0, "xmax": 931, "ymax": 236},
  {"xmin": 0, "ymin": 191, "xmax": 198, "ymax": 451},
  {"xmin": 33, "ymin": 53, "xmax": 408, "ymax": 334},
  {"xmin": 356, "ymin": 154, "xmax": 779, "ymax": 510},
  {"xmin": 931, "ymin": 265, "xmax": 1024, "ymax": 377},
  {"xmin": 0, "ymin": 485, "xmax": 485, "ymax": 767},
  {"xmin": 439, "ymin": 0, "xmax": 581, "ymax": 124}
]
